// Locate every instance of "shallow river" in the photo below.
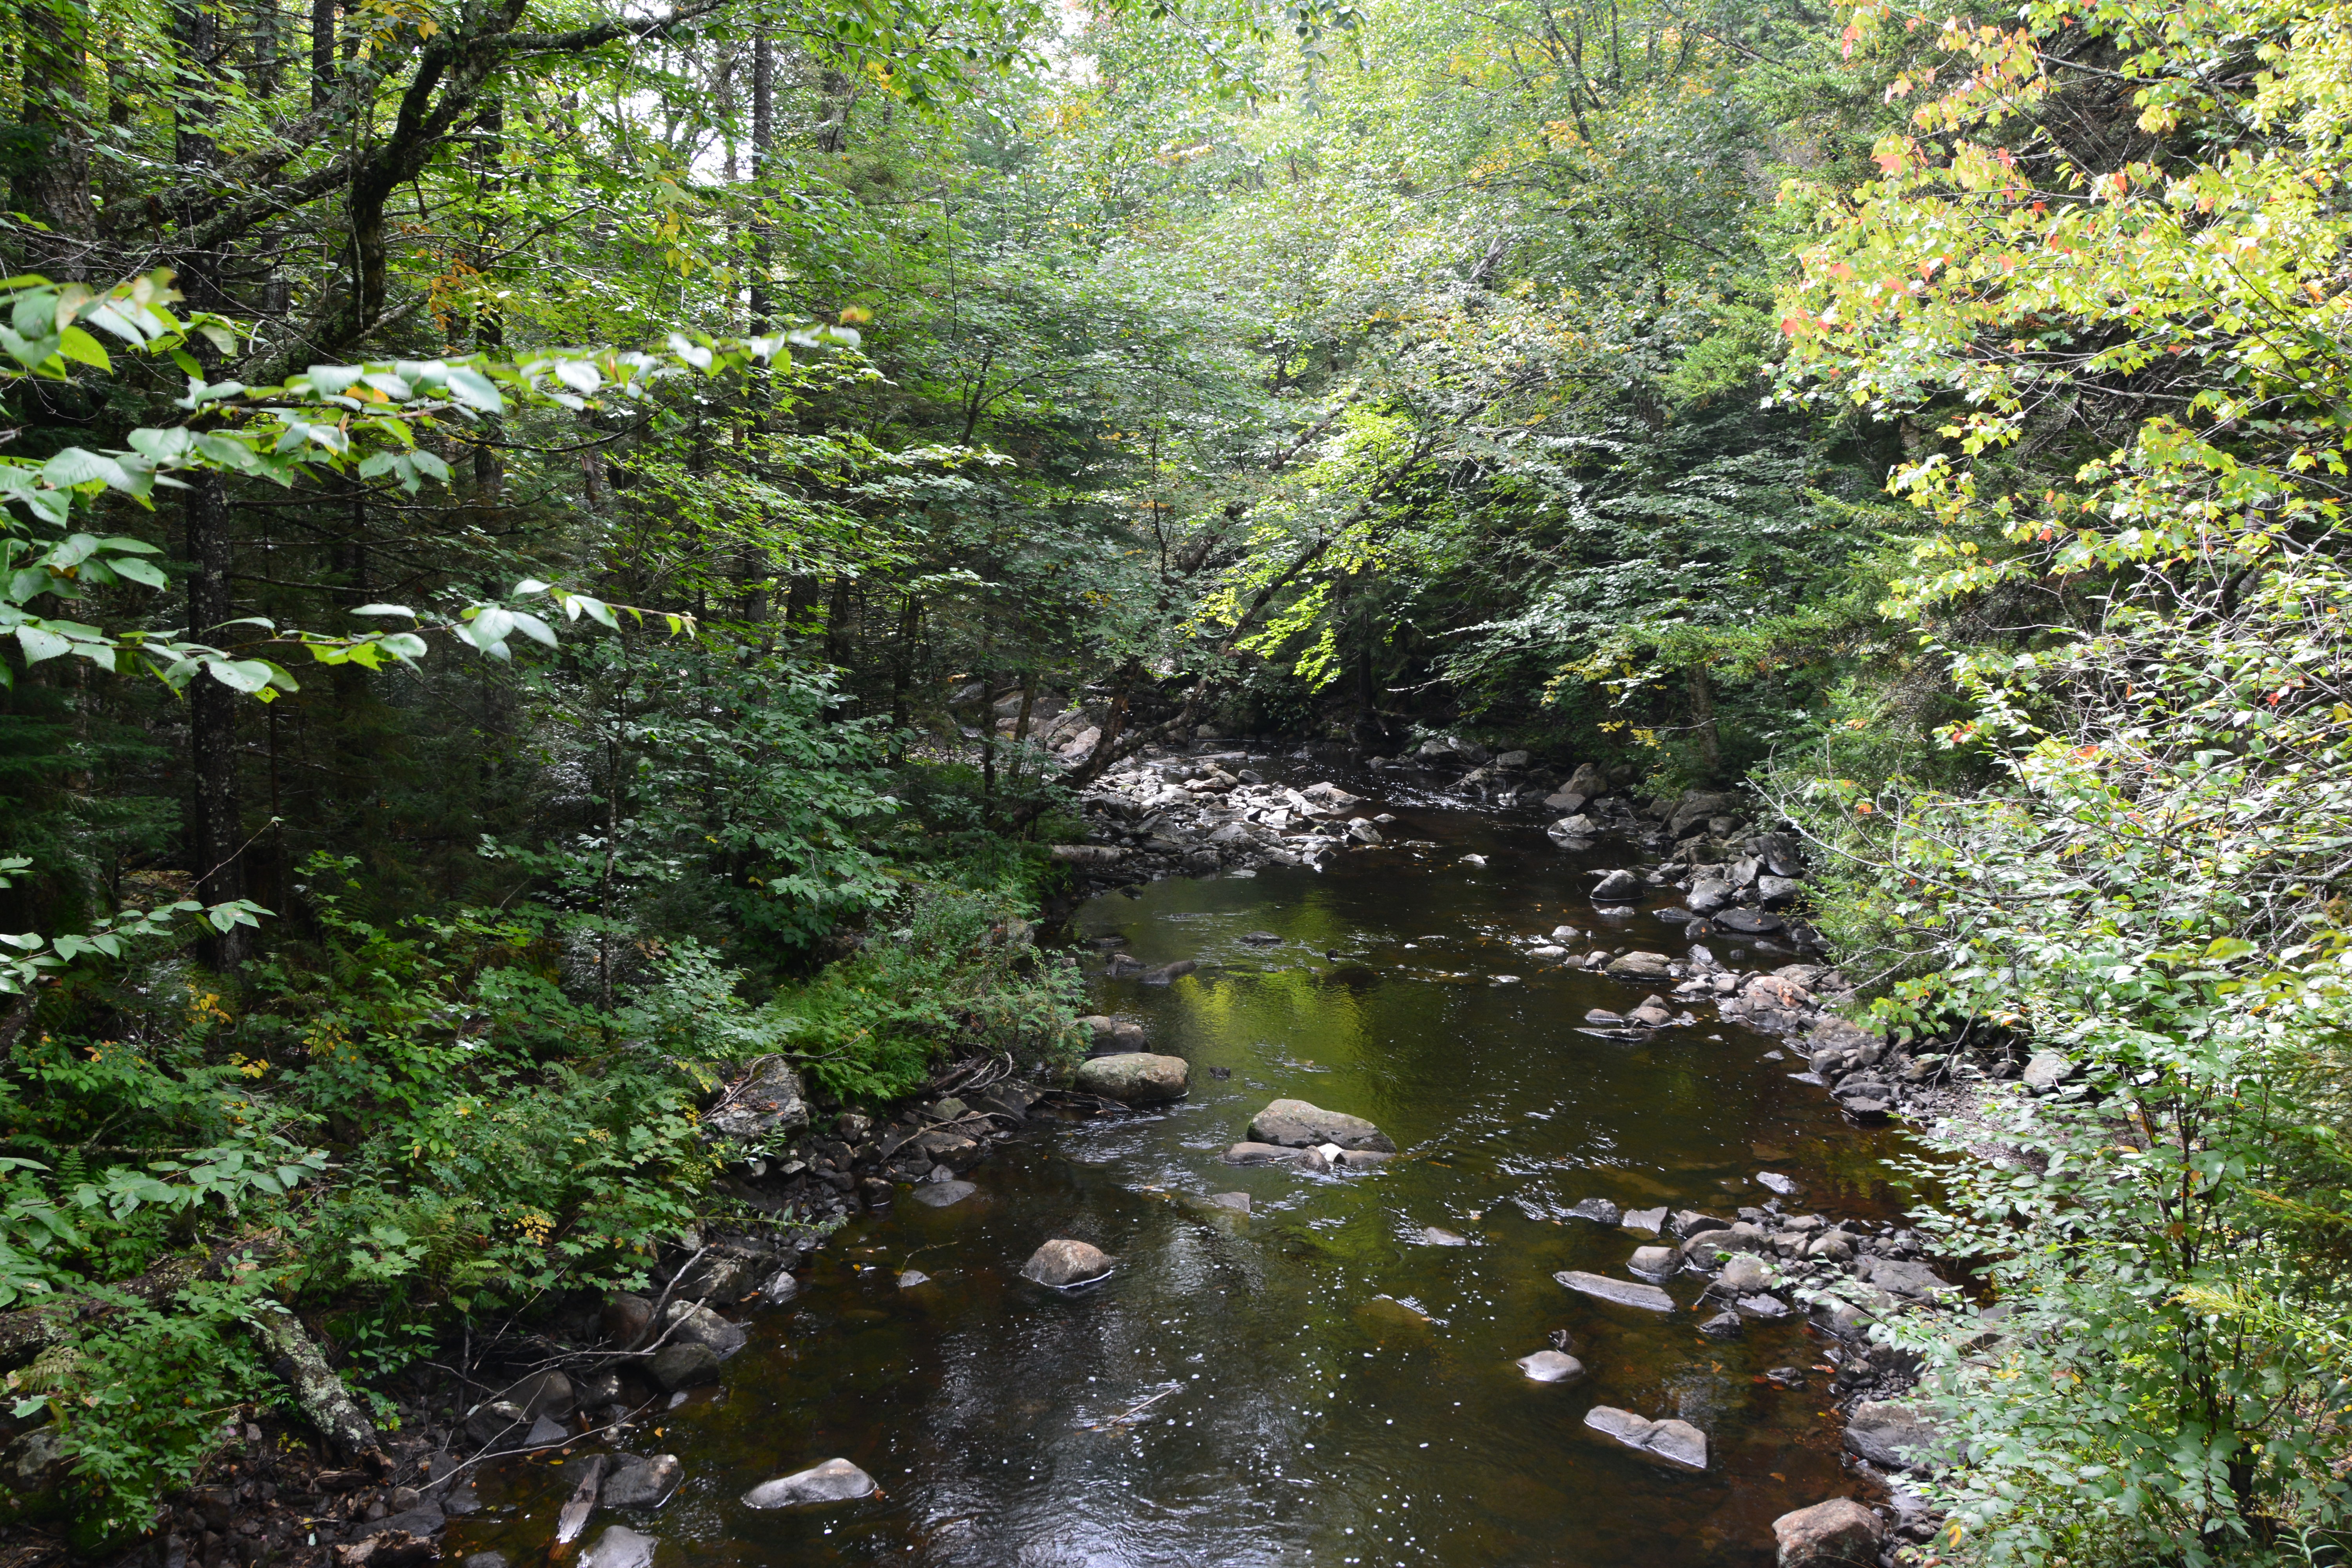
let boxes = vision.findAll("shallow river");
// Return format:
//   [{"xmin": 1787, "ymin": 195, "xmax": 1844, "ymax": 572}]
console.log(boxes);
[{"xmin": 455, "ymin": 768, "xmax": 1904, "ymax": 1567}]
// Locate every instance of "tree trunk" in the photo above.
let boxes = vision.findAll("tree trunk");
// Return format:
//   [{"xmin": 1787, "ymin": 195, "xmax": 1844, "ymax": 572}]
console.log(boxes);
[
  {"xmin": 1005, "ymin": 671, "xmax": 1037, "ymax": 789},
  {"xmin": 472, "ymin": 94, "xmax": 505, "ymax": 504},
  {"xmin": 748, "ymin": 32, "xmax": 774, "ymax": 327},
  {"xmin": 309, "ymin": 0, "xmax": 335, "ymax": 107},
  {"xmin": 1688, "ymin": 663, "xmax": 1721, "ymax": 776},
  {"xmin": 887, "ymin": 592, "xmax": 918, "ymax": 760},
  {"xmin": 185, "ymin": 473, "xmax": 252, "ymax": 967},
  {"xmin": 12, "ymin": 0, "xmax": 98, "ymax": 275}
]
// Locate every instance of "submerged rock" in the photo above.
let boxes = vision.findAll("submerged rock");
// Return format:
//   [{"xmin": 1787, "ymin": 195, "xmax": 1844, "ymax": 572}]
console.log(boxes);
[
  {"xmin": 912, "ymin": 1180, "xmax": 978, "ymax": 1208},
  {"xmin": 1247, "ymin": 1099, "xmax": 1396, "ymax": 1152},
  {"xmin": 1021, "ymin": 1238, "xmax": 1114, "ymax": 1288},
  {"xmin": 1206, "ymin": 1191, "xmax": 1251, "ymax": 1213},
  {"xmin": 1074, "ymin": 1052, "xmax": 1190, "ymax": 1103},
  {"xmin": 1221, "ymin": 1141, "xmax": 1330, "ymax": 1171},
  {"xmin": 1553, "ymin": 1270, "xmax": 1675, "ymax": 1312},
  {"xmin": 742, "ymin": 1457, "xmax": 878, "ymax": 1508}
]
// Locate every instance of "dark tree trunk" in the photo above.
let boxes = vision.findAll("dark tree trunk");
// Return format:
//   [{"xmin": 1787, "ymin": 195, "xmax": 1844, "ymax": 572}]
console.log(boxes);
[
  {"xmin": 185, "ymin": 472, "xmax": 252, "ymax": 967},
  {"xmin": 472, "ymin": 94, "xmax": 505, "ymax": 503},
  {"xmin": 1688, "ymin": 663, "xmax": 1721, "ymax": 776},
  {"xmin": 748, "ymin": 33, "xmax": 773, "ymax": 326},
  {"xmin": 309, "ymin": 0, "xmax": 335, "ymax": 107},
  {"xmin": 252, "ymin": 0, "xmax": 282, "ymax": 100},
  {"xmin": 12, "ymin": 0, "xmax": 98, "ymax": 275}
]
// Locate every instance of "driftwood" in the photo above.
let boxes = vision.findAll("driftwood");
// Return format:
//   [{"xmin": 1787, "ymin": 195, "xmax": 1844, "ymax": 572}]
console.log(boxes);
[
  {"xmin": 250, "ymin": 1303, "xmax": 383, "ymax": 1463},
  {"xmin": 554, "ymin": 1453, "xmax": 608, "ymax": 1545}
]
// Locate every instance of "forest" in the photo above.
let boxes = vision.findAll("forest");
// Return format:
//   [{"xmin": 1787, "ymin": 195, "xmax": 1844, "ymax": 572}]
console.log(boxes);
[{"xmin": 1, "ymin": 0, "xmax": 2350, "ymax": 1558}]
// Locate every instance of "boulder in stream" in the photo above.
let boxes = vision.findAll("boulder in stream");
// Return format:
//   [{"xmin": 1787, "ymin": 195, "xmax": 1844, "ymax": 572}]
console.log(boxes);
[
  {"xmin": 1628, "ymin": 1245, "xmax": 1678, "ymax": 1279},
  {"xmin": 659, "ymin": 1301, "xmax": 747, "ymax": 1358},
  {"xmin": 1247, "ymin": 1099, "xmax": 1396, "ymax": 1152},
  {"xmin": 1842, "ymin": 1400, "xmax": 1953, "ymax": 1472},
  {"xmin": 1604, "ymin": 951, "xmax": 1671, "ymax": 979},
  {"xmin": 647, "ymin": 1341, "xmax": 719, "ymax": 1392},
  {"xmin": 1590, "ymin": 869, "xmax": 1643, "ymax": 903},
  {"xmin": 742, "ymin": 1457, "xmax": 879, "ymax": 1508},
  {"xmin": 577, "ymin": 1527, "xmax": 659, "ymax": 1568},
  {"xmin": 1074, "ymin": 1052, "xmax": 1190, "ymax": 1103},
  {"xmin": 1716, "ymin": 1253, "xmax": 1775, "ymax": 1295},
  {"xmin": 1583, "ymin": 1406, "xmax": 1708, "ymax": 1470},
  {"xmin": 1021, "ymin": 1238, "xmax": 1114, "ymax": 1288},
  {"xmin": 1772, "ymin": 1498, "xmax": 1886, "ymax": 1568},
  {"xmin": 1516, "ymin": 1350, "xmax": 1585, "ymax": 1383},
  {"xmin": 601, "ymin": 1455, "xmax": 681, "ymax": 1509}
]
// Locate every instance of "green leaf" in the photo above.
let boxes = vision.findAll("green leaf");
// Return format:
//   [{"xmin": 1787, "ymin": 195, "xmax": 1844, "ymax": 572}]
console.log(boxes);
[
  {"xmin": 55, "ymin": 326, "xmax": 110, "ymax": 372},
  {"xmin": 14, "ymin": 627, "xmax": 69, "ymax": 664},
  {"xmin": 443, "ymin": 368, "xmax": 504, "ymax": 412},
  {"xmin": 201, "ymin": 658, "xmax": 275, "ymax": 693},
  {"xmin": 40, "ymin": 448, "xmax": 130, "ymax": 491}
]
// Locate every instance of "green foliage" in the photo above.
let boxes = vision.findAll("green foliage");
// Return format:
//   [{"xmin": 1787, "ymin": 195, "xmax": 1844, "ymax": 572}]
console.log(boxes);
[
  {"xmin": 1773, "ymin": 0, "xmax": 2352, "ymax": 1556},
  {"xmin": 45, "ymin": 1277, "xmax": 284, "ymax": 1545},
  {"xmin": 766, "ymin": 882, "xmax": 1086, "ymax": 1100}
]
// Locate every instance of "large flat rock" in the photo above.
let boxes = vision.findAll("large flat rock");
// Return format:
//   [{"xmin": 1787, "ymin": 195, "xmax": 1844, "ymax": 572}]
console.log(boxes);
[
  {"xmin": 1247, "ymin": 1099, "xmax": 1395, "ymax": 1153},
  {"xmin": 1583, "ymin": 1406, "xmax": 1709, "ymax": 1469},
  {"xmin": 1554, "ymin": 1270, "xmax": 1675, "ymax": 1312}
]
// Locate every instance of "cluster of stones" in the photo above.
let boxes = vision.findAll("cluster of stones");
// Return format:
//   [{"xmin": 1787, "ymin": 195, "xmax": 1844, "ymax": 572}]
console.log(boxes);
[
  {"xmin": 1546, "ymin": 1192, "xmax": 1983, "ymax": 1559},
  {"xmin": 1063, "ymin": 760, "xmax": 1391, "ymax": 878},
  {"xmin": 704, "ymin": 1051, "xmax": 1049, "ymax": 1223}
]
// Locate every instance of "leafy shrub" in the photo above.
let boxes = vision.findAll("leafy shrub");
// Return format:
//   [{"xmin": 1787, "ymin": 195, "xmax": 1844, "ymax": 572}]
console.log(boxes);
[{"xmin": 762, "ymin": 881, "xmax": 1086, "ymax": 1100}]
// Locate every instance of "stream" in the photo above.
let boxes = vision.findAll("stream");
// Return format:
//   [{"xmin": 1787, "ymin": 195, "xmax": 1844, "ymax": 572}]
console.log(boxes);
[{"xmin": 450, "ymin": 760, "xmax": 1906, "ymax": 1567}]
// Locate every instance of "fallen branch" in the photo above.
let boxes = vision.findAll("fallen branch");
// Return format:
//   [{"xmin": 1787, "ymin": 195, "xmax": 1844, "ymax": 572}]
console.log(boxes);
[{"xmin": 250, "ymin": 1303, "xmax": 383, "ymax": 1464}]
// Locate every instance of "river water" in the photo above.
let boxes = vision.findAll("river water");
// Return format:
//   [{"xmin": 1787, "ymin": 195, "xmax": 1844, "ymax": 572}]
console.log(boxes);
[{"xmin": 453, "ymin": 769, "xmax": 1904, "ymax": 1567}]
